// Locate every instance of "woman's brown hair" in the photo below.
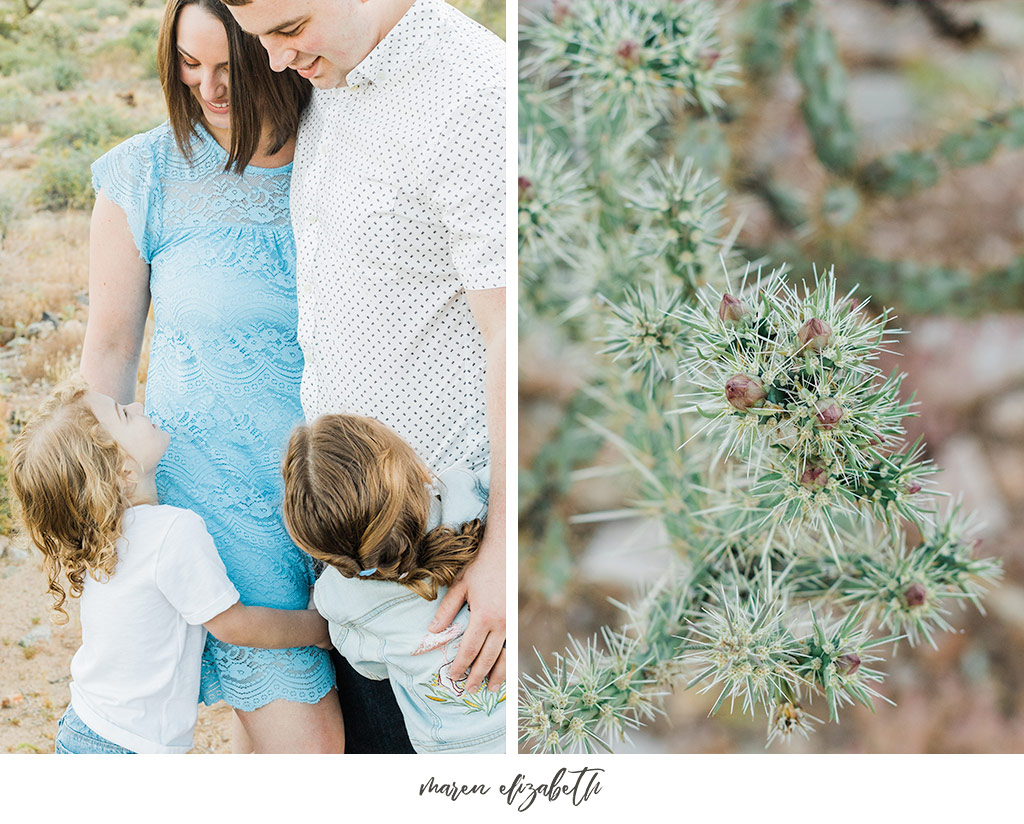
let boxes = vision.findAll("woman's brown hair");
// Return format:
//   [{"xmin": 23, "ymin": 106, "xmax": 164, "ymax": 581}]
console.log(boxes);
[
  {"xmin": 7, "ymin": 377, "xmax": 132, "ymax": 623},
  {"xmin": 157, "ymin": 0, "xmax": 311, "ymax": 173},
  {"xmin": 283, "ymin": 415, "xmax": 485, "ymax": 601}
]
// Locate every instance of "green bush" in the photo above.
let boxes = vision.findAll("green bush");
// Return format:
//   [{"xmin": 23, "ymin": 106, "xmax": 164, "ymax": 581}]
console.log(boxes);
[
  {"xmin": 32, "ymin": 100, "xmax": 154, "ymax": 211},
  {"xmin": 0, "ymin": 447, "xmax": 13, "ymax": 537},
  {"xmin": 0, "ymin": 183, "xmax": 23, "ymax": 242},
  {"xmin": 32, "ymin": 145, "xmax": 100, "ymax": 210},
  {"xmin": 39, "ymin": 100, "xmax": 136, "ymax": 151},
  {"xmin": 124, "ymin": 17, "xmax": 159, "ymax": 54},
  {"xmin": 0, "ymin": 77, "xmax": 39, "ymax": 131},
  {"xmin": 17, "ymin": 57, "xmax": 83, "ymax": 93},
  {"xmin": 31, "ymin": 147, "xmax": 97, "ymax": 211}
]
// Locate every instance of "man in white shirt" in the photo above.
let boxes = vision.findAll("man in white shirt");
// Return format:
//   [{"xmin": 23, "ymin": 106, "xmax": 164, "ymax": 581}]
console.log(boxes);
[{"xmin": 223, "ymin": 0, "xmax": 506, "ymax": 751}]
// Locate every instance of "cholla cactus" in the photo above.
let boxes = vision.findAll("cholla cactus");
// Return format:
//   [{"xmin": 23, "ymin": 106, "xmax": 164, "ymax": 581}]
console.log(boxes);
[
  {"xmin": 521, "ymin": 0, "xmax": 736, "ymax": 119},
  {"xmin": 518, "ymin": 0, "xmax": 1000, "ymax": 753},
  {"xmin": 676, "ymin": 268, "xmax": 933, "ymax": 534}
]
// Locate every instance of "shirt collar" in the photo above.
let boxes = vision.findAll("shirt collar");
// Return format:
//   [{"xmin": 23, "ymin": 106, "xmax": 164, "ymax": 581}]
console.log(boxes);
[{"xmin": 346, "ymin": 0, "xmax": 445, "ymax": 88}]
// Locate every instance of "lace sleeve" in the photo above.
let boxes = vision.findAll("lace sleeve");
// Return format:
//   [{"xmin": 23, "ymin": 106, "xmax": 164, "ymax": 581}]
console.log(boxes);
[{"xmin": 90, "ymin": 127, "xmax": 163, "ymax": 263}]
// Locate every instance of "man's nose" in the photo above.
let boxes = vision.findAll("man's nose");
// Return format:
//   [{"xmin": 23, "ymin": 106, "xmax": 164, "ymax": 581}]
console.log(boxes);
[{"xmin": 259, "ymin": 35, "xmax": 297, "ymax": 73}]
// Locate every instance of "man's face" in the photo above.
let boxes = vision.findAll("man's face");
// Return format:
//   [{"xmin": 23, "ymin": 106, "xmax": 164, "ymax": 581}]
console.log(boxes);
[{"xmin": 226, "ymin": 0, "xmax": 377, "ymax": 90}]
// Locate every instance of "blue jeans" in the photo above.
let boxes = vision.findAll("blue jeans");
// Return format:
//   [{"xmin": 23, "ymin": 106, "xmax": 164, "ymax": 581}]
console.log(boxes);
[{"xmin": 54, "ymin": 705, "xmax": 136, "ymax": 754}]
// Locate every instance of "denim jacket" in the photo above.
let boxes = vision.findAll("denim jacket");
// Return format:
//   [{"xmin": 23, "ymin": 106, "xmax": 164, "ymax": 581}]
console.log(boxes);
[{"xmin": 313, "ymin": 466, "xmax": 504, "ymax": 754}]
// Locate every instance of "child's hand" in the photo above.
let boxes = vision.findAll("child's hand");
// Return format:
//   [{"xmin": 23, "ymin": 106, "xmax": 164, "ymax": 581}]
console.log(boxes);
[{"xmin": 310, "ymin": 609, "xmax": 332, "ymax": 650}]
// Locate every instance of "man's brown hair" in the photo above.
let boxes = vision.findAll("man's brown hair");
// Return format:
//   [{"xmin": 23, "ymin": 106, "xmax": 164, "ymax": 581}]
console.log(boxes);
[{"xmin": 158, "ymin": 0, "xmax": 310, "ymax": 173}]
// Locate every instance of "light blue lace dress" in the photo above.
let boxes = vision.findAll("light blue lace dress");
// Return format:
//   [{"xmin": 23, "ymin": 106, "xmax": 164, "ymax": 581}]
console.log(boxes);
[{"xmin": 91, "ymin": 121, "xmax": 336, "ymax": 711}]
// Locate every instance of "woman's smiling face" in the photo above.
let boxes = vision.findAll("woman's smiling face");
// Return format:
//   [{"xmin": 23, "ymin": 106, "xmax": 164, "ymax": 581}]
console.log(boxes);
[{"xmin": 176, "ymin": 3, "xmax": 232, "ymax": 137}]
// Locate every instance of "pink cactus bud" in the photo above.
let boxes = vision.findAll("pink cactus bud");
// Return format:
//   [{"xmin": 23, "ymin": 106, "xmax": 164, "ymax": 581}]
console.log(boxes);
[
  {"xmin": 904, "ymin": 480, "xmax": 922, "ymax": 495},
  {"xmin": 799, "ymin": 464, "xmax": 828, "ymax": 488},
  {"xmin": 552, "ymin": 0, "xmax": 572, "ymax": 24},
  {"xmin": 700, "ymin": 49, "xmax": 720, "ymax": 70},
  {"xmin": 815, "ymin": 399, "xmax": 843, "ymax": 430},
  {"xmin": 616, "ymin": 39, "xmax": 641, "ymax": 67},
  {"xmin": 836, "ymin": 653, "xmax": 861, "ymax": 676},
  {"xmin": 518, "ymin": 176, "xmax": 532, "ymax": 203},
  {"xmin": 796, "ymin": 317, "xmax": 832, "ymax": 352},
  {"xmin": 725, "ymin": 374, "xmax": 766, "ymax": 411},
  {"xmin": 904, "ymin": 583, "xmax": 927, "ymax": 607},
  {"xmin": 718, "ymin": 293, "xmax": 748, "ymax": 325}
]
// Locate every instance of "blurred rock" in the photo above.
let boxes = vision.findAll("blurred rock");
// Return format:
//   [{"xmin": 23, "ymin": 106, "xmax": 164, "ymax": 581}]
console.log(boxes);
[
  {"xmin": 578, "ymin": 517, "xmax": 674, "ymax": 590},
  {"xmin": 988, "ymin": 445, "xmax": 1024, "ymax": 507},
  {"xmin": 892, "ymin": 316, "xmax": 1024, "ymax": 445},
  {"xmin": 18, "ymin": 624, "xmax": 51, "ymax": 648},
  {"xmin": 983, "ymin": 390, "xmax": 1024, "ymax": 440},
  {"xmin": 0, "ymin": 536, "xmax": 30, "ymax": 563},
  {"xmin": 25, "ymin": 312, "xmax": 59, "ymax": 340},
  {"xmin": 933, "ymin": 436, "xmax": 1009, "ymax": 534}
]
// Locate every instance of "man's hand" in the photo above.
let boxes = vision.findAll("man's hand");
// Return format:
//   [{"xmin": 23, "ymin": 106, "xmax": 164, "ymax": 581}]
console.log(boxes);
[{"xmin": 430, "ymin": 525, "xmax": 506, "ymax": 692}]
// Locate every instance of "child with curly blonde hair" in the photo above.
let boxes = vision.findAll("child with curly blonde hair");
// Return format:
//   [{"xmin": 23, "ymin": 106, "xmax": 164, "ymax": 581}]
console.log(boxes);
[
  {"xmin": 282, "ymin": 414, "xmax": 504, "ymax": 754},
  {"xmin": 9, "ymin": 376, "xmax": 331, "ymax": 754}
]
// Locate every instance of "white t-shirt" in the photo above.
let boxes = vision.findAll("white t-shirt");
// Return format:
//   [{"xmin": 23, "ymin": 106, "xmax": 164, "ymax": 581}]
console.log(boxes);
[
  {"xmin": 292, "ymin": 0, "xmax": 505, "ymax": 473},
  {"xmin": 69, "ymin": 504, "xmax": 240, "ymax": 754}
]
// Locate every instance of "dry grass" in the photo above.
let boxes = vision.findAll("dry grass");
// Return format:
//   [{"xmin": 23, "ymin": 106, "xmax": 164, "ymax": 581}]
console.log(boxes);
[
  {"xmin": 19, "ymin": 321, "xmax": 87, "ymax": 386},
  {"xmin": 0, "ymin": 212, "xmax": 90, "ymax": 331}
]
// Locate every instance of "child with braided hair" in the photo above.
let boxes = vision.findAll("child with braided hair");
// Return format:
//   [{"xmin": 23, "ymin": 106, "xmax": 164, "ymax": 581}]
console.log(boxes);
[{"xmin": 282, "ymin": 414, "xmax": 505, "ymax": 754}]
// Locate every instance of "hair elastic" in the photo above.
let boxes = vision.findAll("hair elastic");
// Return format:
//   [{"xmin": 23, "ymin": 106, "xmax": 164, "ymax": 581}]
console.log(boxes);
[{"xmin": 358, "ymin": 568, "xmax": 378, "ymax": 577}]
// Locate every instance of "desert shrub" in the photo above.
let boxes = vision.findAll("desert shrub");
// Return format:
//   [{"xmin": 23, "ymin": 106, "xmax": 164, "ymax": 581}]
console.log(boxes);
[
  {"xmin": 0, "ymin": 184, "xmax": 24, "ymax": 242},
  {"xmin": 32, "ymin": 146, "xmax": 102, "ymax": 210},
  {"xmin": 123, "ymin": 17, "xmax": 159, "ymax": 53},
  {"xmin": 0, "ymin": 77, "xmax": 39, "ymax": 132},
  {"xmin": 0, "ymin": 447, "xmax": 13, "ymax": 536},
  {"xmin": 20, "ymin": 321, "xmax": 87, "ymax": 386},
  {"xmin": 39, "ymin": 100, "xmax": 136, "ymax": 151},
  {"xmin": 32, "ymin": 101, "xmax": 143, "ymax": 210},
  {"xmin": 95, "ymin": 1, "xmax": 130, "ymax": 20},
  {"xmin": 17, "ymin": 56, "xmax": 83, "ymax": 93}
]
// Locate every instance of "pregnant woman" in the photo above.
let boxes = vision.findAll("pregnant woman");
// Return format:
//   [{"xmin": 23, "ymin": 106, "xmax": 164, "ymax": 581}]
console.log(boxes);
[{"xmin": 79, "ymin": 0, "xmax": 344, "ymax": 753}]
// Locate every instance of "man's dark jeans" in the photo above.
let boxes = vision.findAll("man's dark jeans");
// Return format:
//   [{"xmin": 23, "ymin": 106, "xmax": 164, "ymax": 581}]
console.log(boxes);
[{"xmin": 331, "ymin": 649, "xmax": 415, "ymax": 754}]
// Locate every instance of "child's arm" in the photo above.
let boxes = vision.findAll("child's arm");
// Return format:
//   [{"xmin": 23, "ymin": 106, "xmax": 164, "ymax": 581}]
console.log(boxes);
[{"xmin": 204, "ymin": 604, "xmax": 329, "ymax": 650}]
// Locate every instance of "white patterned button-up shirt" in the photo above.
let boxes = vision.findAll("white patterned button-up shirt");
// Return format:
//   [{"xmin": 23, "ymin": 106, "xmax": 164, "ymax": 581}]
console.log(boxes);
[{"xmin": 291, "ymin": 0, "xmax": 505, "ymax": 473}]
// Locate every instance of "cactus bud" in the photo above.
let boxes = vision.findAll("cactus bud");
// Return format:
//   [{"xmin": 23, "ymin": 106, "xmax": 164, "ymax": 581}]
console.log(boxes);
[
  {"xmin": 904, "ymin": 480, "xmax": 922, "ymax": 495},
  {"xmin": 904, "ymin": 583, "xmax": 927, "ymax": 607},
  {"xmin": 552, "ymin": 0, "xmax": 572, "ymax": 25},
  {"xmin": 725, "ymin": 374, "xmax": 766, "ymax": 411},
  {"xmin": 796, "ymin": 317, "xmax": 832, "ymax": 352},
  {"xmin": 799, "ymin": 463, "xmax": 829, "ymax": 488},
  {"xmin": 718, "ymin": 293, "xmax": 748, "ymax": 325},
  {"xmin": 835, "ymin": 653, "xmax": 861, "ymax": 676},
  {"xmin": 616, "ymin": 39, "xmax": 641, "ymax": 67},
  {"xmin": 518, "ymin": 176, "xmax": 533, "ymax": 203},
  {"xmin": 700, "ymin": 49, "xmax": 721, "ymax": 70},
  {"xmin": 815, "ymin": 399, "xmax": 843, "ymax": 429}
]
